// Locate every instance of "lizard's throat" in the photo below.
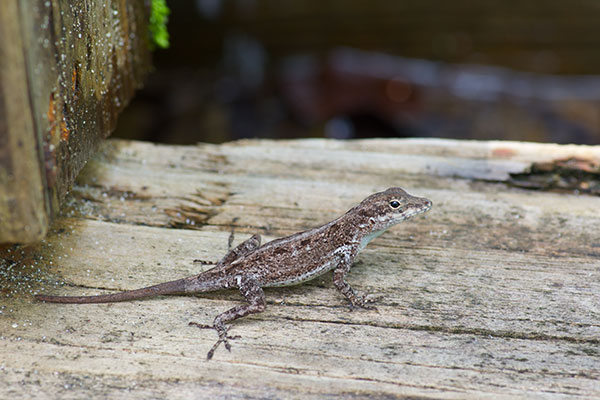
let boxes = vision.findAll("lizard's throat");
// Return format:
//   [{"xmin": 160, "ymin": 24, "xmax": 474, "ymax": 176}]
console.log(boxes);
[{"xmin": 358, "ymin": 228, "xmax": 387, "ymax": 251}]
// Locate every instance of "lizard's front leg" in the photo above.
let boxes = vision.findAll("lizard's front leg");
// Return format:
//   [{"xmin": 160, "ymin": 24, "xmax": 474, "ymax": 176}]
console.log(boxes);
[
  {"xmin": 332, "ymin": 253, "xmax": 378, "ymax": 310},
  {"xmin": 191, "ymin": 277, "xmax": 266, "ymax": 360}
]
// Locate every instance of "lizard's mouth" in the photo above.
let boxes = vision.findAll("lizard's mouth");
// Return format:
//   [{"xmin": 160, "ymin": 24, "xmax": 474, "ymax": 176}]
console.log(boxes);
[{"xmin": 402, "ymin": 199, "xmax": 432, "ymax": 220}]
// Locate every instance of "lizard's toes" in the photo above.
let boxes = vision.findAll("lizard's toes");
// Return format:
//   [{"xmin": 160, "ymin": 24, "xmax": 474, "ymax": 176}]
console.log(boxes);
[
  {"xmin": 365, "ymin": 293, "xmax": 384, "ymax": 305},
  {"xmin": 188, "ymin": 321, "xmax": 213, "ymax": 330},
  {"xmin": 361, "ymin": 303, "xmax": 379, "ymax": 311},
  {"xmin": 348, "ymin": 293, "xmax": 382, "ymax": 311}
]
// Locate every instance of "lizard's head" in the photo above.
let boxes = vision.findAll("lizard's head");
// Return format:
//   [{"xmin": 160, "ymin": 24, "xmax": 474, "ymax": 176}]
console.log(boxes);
[{"xmin": 352, "ymin": 187, "xmax": 432, "ymax": 233}]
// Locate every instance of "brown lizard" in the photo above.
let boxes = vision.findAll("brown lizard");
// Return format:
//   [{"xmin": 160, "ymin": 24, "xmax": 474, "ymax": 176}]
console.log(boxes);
[{"xmin": 36, "ymin": 187, "xmax": 432, "ymax": 359}]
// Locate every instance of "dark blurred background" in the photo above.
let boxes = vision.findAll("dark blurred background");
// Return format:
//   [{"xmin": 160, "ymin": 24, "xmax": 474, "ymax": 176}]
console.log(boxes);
[{"xmin": 113, "ymin": 1, "xmax": 600, "ymax": 145}]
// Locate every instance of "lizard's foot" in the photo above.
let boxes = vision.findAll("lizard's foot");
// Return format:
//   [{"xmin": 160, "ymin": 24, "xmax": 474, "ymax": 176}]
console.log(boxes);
[
  {"xmin": 188, "ymin": 321, "xmax": 213, "ymax": 329},
  {"xmin": 207, "ymin": 328, "xmax": 241, "ymax": 360},
  {"xmin": 348, "ymin": 292, "xmax": 382, "ymax": 311},
  {"xmin": 189, "ymin": 322, "xmax": 240, "ymax": 360}
]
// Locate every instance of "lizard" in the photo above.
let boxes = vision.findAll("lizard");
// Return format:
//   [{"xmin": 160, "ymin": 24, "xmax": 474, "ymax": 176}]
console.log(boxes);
[{"xmin": 36, "ymin": 187, "xmax": 432, "ymax": 359}]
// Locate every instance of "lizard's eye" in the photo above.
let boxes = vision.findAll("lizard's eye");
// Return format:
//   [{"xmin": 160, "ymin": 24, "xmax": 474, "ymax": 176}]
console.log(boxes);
[{"xmin": 389, "ymin": 200, "xmax": 401, "ymax": 209}]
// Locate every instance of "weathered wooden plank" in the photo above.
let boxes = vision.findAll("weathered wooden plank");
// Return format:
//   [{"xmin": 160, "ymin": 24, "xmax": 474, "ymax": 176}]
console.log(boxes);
[{"xmin": 1, "ymin": 138, "xmax": 599, "ymax": 398}]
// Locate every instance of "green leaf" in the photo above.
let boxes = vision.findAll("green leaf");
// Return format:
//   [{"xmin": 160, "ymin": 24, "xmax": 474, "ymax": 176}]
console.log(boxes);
[{"xmin": 149, "ymin": 0, "xmax": 170, "ymax": 49}]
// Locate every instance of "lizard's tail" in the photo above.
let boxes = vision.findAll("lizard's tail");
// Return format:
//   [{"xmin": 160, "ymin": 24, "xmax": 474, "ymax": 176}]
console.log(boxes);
[{"xmin": 35, "ymin": 279, "xmax": 187, "ymax": 304}]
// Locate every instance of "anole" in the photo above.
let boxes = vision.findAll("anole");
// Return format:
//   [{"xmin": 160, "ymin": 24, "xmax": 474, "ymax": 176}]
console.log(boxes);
[{"xmin": 36, "ymin": 187, "xmax": 432, "ymax": 359}]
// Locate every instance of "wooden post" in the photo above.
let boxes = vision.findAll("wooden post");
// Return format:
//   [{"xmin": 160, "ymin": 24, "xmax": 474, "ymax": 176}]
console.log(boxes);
[{"xmin": 0, "ymin": 0, "xmax": 151, "ymax": 243}]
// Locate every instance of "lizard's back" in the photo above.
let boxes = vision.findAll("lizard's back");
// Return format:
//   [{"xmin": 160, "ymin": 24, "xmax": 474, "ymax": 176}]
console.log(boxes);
[{"xmin": 223, "ymin": 217, "xmax": 356, "ymax": 287}]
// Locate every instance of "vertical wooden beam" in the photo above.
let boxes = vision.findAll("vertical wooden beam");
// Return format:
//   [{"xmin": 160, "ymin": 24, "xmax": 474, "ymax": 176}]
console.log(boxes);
[
  {"xmin": 0, "ymin": 0, "xmax": 48, "ymax": 242},
  {"xmin": 0, "ymin": 0, "xmax": 152, "ymax": 243}
]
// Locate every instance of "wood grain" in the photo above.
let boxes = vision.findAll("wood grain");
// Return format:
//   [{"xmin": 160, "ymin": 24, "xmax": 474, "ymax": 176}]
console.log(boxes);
[
  {"xmin": 0, "ymin": 0, "xmax": 151, "ymax": 242},
  {"xmin": 1, "ymin": 138, "xmax": 599, "ymax": 398}
]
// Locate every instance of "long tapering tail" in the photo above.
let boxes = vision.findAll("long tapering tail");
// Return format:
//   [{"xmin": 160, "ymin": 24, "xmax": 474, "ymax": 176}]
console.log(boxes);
[{"xmin": 35, "ymin": 278, "xmax": 187, "ymax": 304}]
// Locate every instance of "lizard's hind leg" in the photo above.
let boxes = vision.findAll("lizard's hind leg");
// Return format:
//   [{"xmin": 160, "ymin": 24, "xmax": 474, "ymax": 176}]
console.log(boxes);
[
  {"xmin": 217, "ymin": 234, "xmax": 262, "ymax": 267},
  {"xmin": 193, "ymin": 234, "xmax": 261, "ymax": 266},
  {"xmin": 190, "ymin": 277, "xmax": 266, "ymax": 360}
]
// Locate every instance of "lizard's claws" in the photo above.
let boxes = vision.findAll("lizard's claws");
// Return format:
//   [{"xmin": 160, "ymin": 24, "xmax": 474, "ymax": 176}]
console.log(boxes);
[
  {"xmin": 189, "ymin": 321, "xmax": 241, "ymax": 360},
  {"xmin": 349, "ymin": 293, "xmax": 382, "ymax": 311},
  {"xmin": 206, "ymin": 329, "xmax": 241, "ymax": 360}
]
